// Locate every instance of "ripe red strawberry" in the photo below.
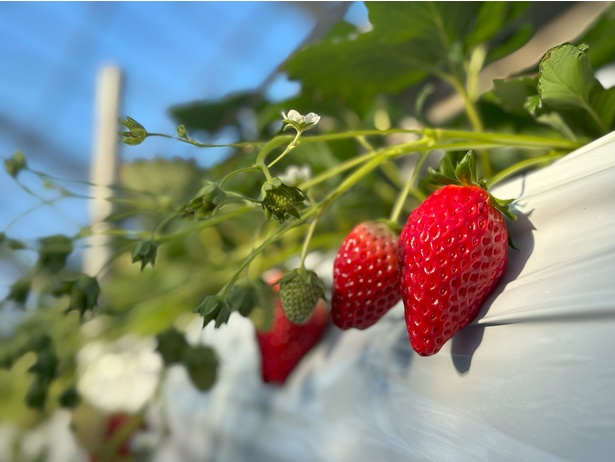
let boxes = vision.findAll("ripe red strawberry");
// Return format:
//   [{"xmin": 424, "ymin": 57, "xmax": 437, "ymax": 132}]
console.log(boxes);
[
  {"xmin": 398, "ymin": 152, "xmax": 514, "ymax": 356},
  {"xmin": 71, "ymin": 408, "xmax": 146, "ymax": 462},
  {"xmin": 255, "ymin": 273, "xmax": 329, "ymax": 384},
  {"xmin": 331, "ymin": 221, "xmax": 401, "ymax": 329}
]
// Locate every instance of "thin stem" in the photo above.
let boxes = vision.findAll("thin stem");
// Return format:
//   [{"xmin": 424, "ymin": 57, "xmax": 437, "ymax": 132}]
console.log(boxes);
[
  {"xmin": 389, "ymin": 151, "xmax": 431, "ymax": 224},
  {"xmin": 299, "ymin": 214, "xmax": 320, "ymax": 269},
  {"xmin": 218, "ymin": 166, "xmax": 261, "ymax": 188},
  {"xmin": 268, "ymin": 130, "xmax": 302, "ymax": 168},
  {"xmin": 255, "ymin": 136, "xmax": 294, "ymax": 180},
  {"xmin": 487, "ymin": 152, "xmax": 567, "ymax": 187}
]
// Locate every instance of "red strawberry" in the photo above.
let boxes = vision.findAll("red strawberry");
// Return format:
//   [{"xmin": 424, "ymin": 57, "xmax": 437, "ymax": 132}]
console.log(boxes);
[
  {"xmin": 398, "ymin": 152, "xmax": 514, "ymax": 356},
  {"xmin": 332, "ymin": 221, "xmax": 401, "ymax": 329},
  {"xmin": 71, "ymin": 408, "xmax": 146, "ymax": 462},
  {"xmin": 255, "ymin": 273, "xmax": 329, "ymax": 384}
]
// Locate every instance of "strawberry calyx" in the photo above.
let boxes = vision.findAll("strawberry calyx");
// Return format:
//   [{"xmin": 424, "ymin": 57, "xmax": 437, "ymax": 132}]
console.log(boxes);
[{"xmin": 423, "ymin": 150, "xmax": 517, "ymax": 221}]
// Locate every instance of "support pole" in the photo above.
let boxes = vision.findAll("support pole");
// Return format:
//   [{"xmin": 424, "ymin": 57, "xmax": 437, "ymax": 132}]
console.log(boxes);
[{"xmin": 83, "ymin": 65, "xmax": 123, "ymax": 278}]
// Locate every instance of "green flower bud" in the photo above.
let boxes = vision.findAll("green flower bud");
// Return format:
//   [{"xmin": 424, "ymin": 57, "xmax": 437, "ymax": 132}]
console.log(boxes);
[
  {"xmin": 131, "ymin": 240, "xmax": 158, "ymax": 270},
  {"xmin": 182, "ymin": 181, "xmax": 226, "ymax": 219},
  {"xmin": 119, "ymin": 116, "xmax": 148, "ymax": 146}
]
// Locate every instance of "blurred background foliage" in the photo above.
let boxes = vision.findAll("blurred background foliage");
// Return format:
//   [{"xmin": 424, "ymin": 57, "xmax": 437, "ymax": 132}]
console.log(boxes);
[{"xmin": 1, "ymin": 2, "xmax": 615, "ymax": 457}]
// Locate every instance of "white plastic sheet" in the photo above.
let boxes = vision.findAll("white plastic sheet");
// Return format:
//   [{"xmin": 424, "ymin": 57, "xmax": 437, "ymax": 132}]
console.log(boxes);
[{"xmin": 153, "ymin": 132, "xmax": 615, "ymax": 462}]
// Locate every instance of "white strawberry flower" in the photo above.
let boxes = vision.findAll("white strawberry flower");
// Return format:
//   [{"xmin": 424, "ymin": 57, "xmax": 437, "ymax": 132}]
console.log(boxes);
[
  {"xmin": 278, "ymin": 164, "xmax": 311, "ymax": 186},
  {"xmin": 281, "ymin": 109, "xmax": 320, "ymax": 132}
]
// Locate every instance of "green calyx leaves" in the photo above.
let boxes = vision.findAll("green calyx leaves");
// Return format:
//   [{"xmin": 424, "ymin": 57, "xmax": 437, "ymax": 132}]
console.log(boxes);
[
  {"xmin": 195, "ymin": 278, "xmax": 277, "ymax": 330},
  {"xmin": 424, "ymin": 151, "xmax": 516, "ymax": 221},
  {"xmin": 279, "ymin": 268, "xmax": 325, "ymax": 324},
  {"xmin": 131, "ymin": 240, "xmax": 158, "ymax": 270},
  {"xmin": 64, "ymin": 275, "xmax": 101, "ymax": 319},
  {"xmin": 260, "ymin": 177, "xmax": 306, "ymax": 223},
  {"xmin": 119, "ymin": 117, "xmax": 148, "ymax": 146},
  {"xmin": 194, "ymin": 295, "xmax": 231, "ymax": 328},
  {"xmin": 182, "ymin": 181, "xmax": 227, "ymax": 219}
]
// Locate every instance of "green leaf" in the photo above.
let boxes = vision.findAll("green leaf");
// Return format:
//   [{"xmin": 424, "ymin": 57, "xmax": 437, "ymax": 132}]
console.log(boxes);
[
  {"xmin": 464, "ymin": 2, "xmax": 532, "ymax": 63},
  {"xmin": 284, "ymin": 2, "xmax": 483, "ymax": 100},
  {"xmin": 538, "ymin": 43, "xmax": 613, "ymax": 135},
  {"xmin": 491, "ymin": 75, "xmax": 538, "ymax": 116},
  {"xmin": 170, "ymin": 93, "xmax": 258, "ymax": 135},
  {"xmin": 573, "ymin": 3, "xmax": 615, "ymax": 69}
]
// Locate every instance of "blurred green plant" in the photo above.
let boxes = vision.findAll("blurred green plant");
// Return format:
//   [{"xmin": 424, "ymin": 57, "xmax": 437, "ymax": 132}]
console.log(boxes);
[{"xmin": 1, "ymin": 3, "xmax": 614, "ymax": 451}]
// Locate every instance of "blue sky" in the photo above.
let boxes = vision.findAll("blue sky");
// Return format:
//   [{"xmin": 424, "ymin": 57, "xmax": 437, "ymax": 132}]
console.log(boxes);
[{"xmin": 0, "ymin": 2, "xmax": 369, "ymax": 297}]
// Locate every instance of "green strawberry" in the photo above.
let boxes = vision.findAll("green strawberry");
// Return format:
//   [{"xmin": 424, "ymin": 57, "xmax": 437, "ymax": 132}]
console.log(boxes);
[{"xmin": 279, "ymin": 268, "xmax": 325, "ymax": 324}]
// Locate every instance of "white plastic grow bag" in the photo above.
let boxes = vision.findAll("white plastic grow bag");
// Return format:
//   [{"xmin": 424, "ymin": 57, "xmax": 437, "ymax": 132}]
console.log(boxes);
[{"xmin": 152, "ymin": 131, "xmax": 615, "ymax": 462}]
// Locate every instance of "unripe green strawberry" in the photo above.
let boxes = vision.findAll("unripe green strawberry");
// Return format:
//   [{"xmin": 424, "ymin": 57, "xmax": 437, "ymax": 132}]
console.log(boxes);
[
  {"xmin": 331, "ymin": 221, "xmax": 400, "ymax": 329},
  {"xmin": 260, "ymin": 177, "xmax": 306, "ymax": 223},
  {"xmin": 255, "ymin": 271, "xmax": 329, "ymax": 384},
  {"xmin": 279, "ymin": 269, "xmax": 325, "ymax": 324},
  {"xmin": 398, "ymin": 152, "xmax": 514, "ymax": 356}
]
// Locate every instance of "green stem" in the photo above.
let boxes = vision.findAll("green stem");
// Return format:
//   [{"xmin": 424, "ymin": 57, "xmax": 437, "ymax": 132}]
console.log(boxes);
[
  {"xmin": 219, "ymin": 166, "xmax": 261, "ymax": 188},
  {"xmin": 487, "ymin": 152, "xmax": 567, "ymax": 187},
  {"xmin": 438, "ymin": 72, "xmax": 492, "ymax": 176},
  {"xmin": 389, "ymin": 151, "xmax": 431, "ymax": 224},
  {"xmin": 268, "ymin": 130, "xmax": 302, "ymax": 168},
  {"xmin": 255, "ymin": 136, "xmax": 294, "ymax": 180},
  {"xmin": 153, "ymin": 206, "xmax": 253, "ymax": 243},
  {"xmin": 299, "ymin": 214, "xmax": 320, "ymax": 269},
  {"xmin": 439, "ymin": 74, "xmax": 484, "ymax": 133}
]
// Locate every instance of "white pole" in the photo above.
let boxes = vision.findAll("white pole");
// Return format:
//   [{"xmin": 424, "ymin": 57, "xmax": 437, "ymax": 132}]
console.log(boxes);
[{"xmin": 83, "ymin": 65, "xmax": 123, "ymax": 278}]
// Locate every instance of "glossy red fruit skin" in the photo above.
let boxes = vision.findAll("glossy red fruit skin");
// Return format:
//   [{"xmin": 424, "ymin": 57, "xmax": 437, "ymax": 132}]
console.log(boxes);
[
  {"xmin": 256, "ymin": 277, "xmax": 329, "ymax": 384},
  {"xmin": 332, "ymin": 222, "xmax": 401, "ymax": 330},
  {"xmin": 398, "ymin": 185, "xmax": 508, "ymax": 356}
]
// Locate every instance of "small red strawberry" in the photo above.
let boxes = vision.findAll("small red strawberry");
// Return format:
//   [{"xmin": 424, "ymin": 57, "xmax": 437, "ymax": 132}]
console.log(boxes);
[
  {"xmin": 331, "ymin": 221, "xmax": 401, "ymax": 329},
  {"xmin": 398, "ymin": 152, "xmax": 515, "ymax": 356},
  {"xmin": 255, "ymin": 272, "xmax": 329, "ymax": 384},
  {"xmin": 71, "ymin": 406, "xmax": 146, "ymax": 462}
]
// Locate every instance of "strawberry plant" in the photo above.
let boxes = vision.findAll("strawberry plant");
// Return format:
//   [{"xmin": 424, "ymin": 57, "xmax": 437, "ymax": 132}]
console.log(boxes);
[{"xmin": 1, "ymin": 2, "xmax": 614, "ymax": 458}]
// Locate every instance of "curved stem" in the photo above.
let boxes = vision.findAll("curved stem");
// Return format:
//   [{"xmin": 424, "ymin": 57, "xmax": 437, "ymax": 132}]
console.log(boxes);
[
  {"xmin": 255, "ymin": 136, "xmax": 294, "ymax": 180},
  {"xmin": 487, "ymin": 152, "xmax": 567, "ymax": 187},
  {"xmin": 218, "ymin": 166, "xmax": 261, "ymax": 188},
  {"xmin": 268, "ymin": 130, "xmax": 302, "ymax": 168}
]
